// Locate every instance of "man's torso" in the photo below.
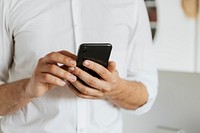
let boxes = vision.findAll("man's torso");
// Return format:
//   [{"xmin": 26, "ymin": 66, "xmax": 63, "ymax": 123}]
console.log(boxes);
[{"xmin": 1, "ymin": 0, "xmax": 136, "ymax": 132}]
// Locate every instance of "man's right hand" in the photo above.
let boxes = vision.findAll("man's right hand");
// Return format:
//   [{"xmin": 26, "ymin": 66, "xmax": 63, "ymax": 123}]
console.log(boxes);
[{"xmin": 26, "ymin": 51, "xmax": 77, "ymax": 98}]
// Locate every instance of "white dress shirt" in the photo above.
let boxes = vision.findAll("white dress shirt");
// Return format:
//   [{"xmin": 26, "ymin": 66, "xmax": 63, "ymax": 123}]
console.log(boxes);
[{"xmin": 0, "ymin": 0, "xmax": 158, "ymax": 133}]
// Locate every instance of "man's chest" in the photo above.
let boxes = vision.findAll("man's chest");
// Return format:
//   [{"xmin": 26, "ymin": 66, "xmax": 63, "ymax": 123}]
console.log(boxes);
[
  {"xmin": 9, "ymin": 0, "xmax": 134, "ymax": 76},
  {"xmin": 10, "ymin": 0, "xmax": 134, "ymax": 46}
]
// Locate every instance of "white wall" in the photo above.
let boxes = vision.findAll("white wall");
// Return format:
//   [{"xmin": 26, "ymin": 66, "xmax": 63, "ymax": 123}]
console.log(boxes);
[
  {"xmin": 123, "ymin": 71, "xmax": 200, "ymax": 133},
  {"xmin": 153, "ymin": 0, "xmax": 196, "ymax": 72}
]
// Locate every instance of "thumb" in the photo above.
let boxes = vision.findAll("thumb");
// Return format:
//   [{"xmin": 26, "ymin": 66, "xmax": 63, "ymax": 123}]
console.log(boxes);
[{"xmin": 107, "ymin": 61, "xmax": 116, "ymax": 72}]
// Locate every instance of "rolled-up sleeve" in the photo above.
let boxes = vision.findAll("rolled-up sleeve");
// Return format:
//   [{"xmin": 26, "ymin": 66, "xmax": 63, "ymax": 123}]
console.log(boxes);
[
  {"xmin": 125, "ymin": 0, "xmax": 158, "ymax": 115},
  {"xmin": 0, "ymin": 0, "xmax": 13, "ymax": 85}
]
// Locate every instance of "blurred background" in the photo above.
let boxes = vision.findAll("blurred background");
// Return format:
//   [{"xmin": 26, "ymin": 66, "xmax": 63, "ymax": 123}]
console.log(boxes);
[{"xmin": 123, "ymin": 0, "xmax": 200, "ymax": 133}]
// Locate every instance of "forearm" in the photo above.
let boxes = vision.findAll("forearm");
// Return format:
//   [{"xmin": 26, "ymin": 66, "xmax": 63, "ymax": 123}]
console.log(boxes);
[
  {"xmin": 0, "ymin": 79, "xmax": 31, "ymax": 116},
  {"xmin": 107, "ymin": 79, "xmax": 148, "ymax": 110}
]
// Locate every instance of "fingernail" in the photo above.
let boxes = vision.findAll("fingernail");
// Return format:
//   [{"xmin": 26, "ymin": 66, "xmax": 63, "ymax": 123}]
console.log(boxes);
[
  {"xmin": 68, "ymin": 67, "xmax": 75, "ymax": 72},
  {"xmin": 69, "ymin": 75, "xmax": 76, "ymax": 82},
  {"xmin": 70, "ymin": 61, "xmax": 76, "ymax": 66},
  {"xmin": 83, "ymin": 60, "xmax": 90, "ymax": 66}
]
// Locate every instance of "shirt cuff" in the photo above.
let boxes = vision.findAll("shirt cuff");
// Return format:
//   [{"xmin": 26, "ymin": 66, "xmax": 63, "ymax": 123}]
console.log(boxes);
[{"xmin": 123, "ymin": 73, "xmax": 158, "ymax": 115}]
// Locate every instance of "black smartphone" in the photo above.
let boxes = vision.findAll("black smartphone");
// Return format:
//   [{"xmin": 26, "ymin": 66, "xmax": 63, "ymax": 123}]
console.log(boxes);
[{"xmin": 76, "ymin": 43, "xmax": 112, "ymax": 78}]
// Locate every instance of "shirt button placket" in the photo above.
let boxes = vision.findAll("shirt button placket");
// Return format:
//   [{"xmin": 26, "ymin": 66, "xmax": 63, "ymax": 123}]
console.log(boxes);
[
  {"xmin": 71, "ymin": 0, "xmax": 81, "ymax": 53},
  {"xmin": 71, "ymin": 0, "xmax": 88, "ymax": 133}
]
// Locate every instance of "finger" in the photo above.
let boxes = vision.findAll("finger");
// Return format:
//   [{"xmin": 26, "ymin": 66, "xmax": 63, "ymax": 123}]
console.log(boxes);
[
  {"xmin": 39, "ymin": 73, "xmax": 66, "ymax": 86},
  {"xmin": 59, "ymin": 50, "xmax": 77, "ymax": 60},
  {"xmin": 41, "ymin": 64, "xmax": 76, "ymax": 82},
  {"xmin": 71, "ymin": 67, "xmax": 114, "ymax": 93},
  {"xmin": 41, "ymin": 52, "xmax": 76, "ymax": 67},
  {"xmin": 68, "ymin": 83, "xmax": 103, "ymax": 99},
  {"xmin": 70, "ymin": 80, "xmax": 104, "ymax": 97},
  {"xmin": 107, "ymin": 61, "xmax": 116, "ymax": 72},
  {"xmin": 71, "ymin": 67, "xmax": 108, "ymax": 90},
  {"xmin": 68, "ymin": 66, "xmax": 75, "ymax": 73},
  {"xmin": 83, "ymin": 60, "xmax": 111, "ymax": 80}
]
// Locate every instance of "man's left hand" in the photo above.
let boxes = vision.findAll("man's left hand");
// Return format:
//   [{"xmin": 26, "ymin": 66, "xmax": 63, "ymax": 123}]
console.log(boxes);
[{"xmin": 68, "ymin": 60, "xmax": 122, "ymax": 99}]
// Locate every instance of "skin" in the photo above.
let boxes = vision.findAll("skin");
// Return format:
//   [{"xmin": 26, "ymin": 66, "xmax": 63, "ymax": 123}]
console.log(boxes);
[{"xmin": 0, "ymin": 51, "xmax": 148, "ymax": 116}]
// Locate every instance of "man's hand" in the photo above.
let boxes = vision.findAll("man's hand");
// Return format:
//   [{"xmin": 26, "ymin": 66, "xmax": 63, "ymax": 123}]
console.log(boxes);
[
  {"xmin": 68, "ymin": 60, "xmax": 148, "ymax": 110},
  {"xmin": 0, "ymin": 50, "xmax": 78, "ymax": 115},
  {"xmin": 26, "ymin": 51, "xmax": 77, "ymax": 98},
  {"xmin": 68, "ymin": 60, "xmax": 121, "ymax": 99}
]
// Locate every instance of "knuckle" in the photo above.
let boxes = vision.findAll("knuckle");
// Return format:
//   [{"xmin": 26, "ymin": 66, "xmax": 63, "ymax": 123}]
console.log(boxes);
[
  {"xmin": 63, "ymin": 71, "xmax": 70, "ymax": 78},
  {"xmin": 98, "ymin": 69, "xmax": 106, "ymax": 77},
  {"xmin": 106, "ymin": 88, "xmax": 111, "ymax": 92},
  {"xmin": 107, "ymin": 87, "xmax": 112, "ymax": 92},
  {"xmin": 49, "ymin": 65, "xmax": 56, "ymax": 72},
  {"xmin": 105, "ymin": 85, "xmax": 112, "ymax": 92},
  {"xmin": 87, "ymin": 79, "xmax": 96, "ymax": 86},
  {"xmin": 43, "ymin": 74, "xmax": 50, "ymax": 81},
  {"xmin": 48, "ymin": 52, "xmax": 56, "ymax": 60},
  {"xmin": 111, "ymin": 77, "xmax": 117, "ymax": 84},
  {"xmin": 38, "ymin": 58, "xmax": 44, "ymax": 63},
  {"xmin": 81, "ymin": 86, "xmax": 88, "ymax": 94},
  {"xmin": 76, "ymin": 69, "xmax": 82, "ymax": 77}
]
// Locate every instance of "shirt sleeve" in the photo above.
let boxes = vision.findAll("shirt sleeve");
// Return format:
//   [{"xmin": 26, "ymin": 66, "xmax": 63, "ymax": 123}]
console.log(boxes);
[
  {"xmin": 0, "ymin": 0, "xmax": 13, "ymax": 85},
  {"xmin": 124, "ymin": 0, "xmax": 158, "ymax": 115}
]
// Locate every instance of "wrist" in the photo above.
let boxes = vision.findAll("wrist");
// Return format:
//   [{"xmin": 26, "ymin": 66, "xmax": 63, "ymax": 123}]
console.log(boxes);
[
  {"xmin": 105, "ymin": 78, "xmax": 124, "ymax": 100},
  {"xmin": 23, "ymin": 78, "xmax": 32, "ymax": 100}
]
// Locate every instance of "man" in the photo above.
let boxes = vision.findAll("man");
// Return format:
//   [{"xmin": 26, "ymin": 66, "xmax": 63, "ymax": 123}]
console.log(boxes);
[{"xmin": 0, "ymin": 0, "xmax": 158, "ymax": 133}]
